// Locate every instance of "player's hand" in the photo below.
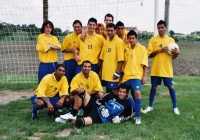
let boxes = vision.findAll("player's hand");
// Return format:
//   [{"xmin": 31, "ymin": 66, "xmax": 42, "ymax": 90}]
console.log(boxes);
[
  {"xmin": 171, "ymin": 48, "xmax": 180, "ymax": 55},
  {"xmin": 56, "ymin": 98, "xmax": 64, "ymax": 108},
  {"xmin": 141, "ymin": 77, "xmax": 147, "ymax": 85},
  {"xmin": 76, "ymin": 88, "xmax": 85, "ymax": 94},
  {"xmin": 71, "ymin": 46, "xmax": 77, "ymax": 53},
  {"xmin": 47, "ymin": 103, "xmax": 54, "ymax": 112},
  {"xmin": 158, "ymin": 47, "xmax": 167, "ymax": 53},
  {"xmin": 80, "ymin": 31, "xmax": 86, "ymax": 41},
  {"xmin": 113, "ymin": 72, "xmax": 120, "ymax": 80},
  {"xmin": 74, "ymin": 55, "xmax": 81, "ymax": 62},
  {"xmin": 112, "ymin": 116, "xmax": 121, "ymax": 123},
  {"xmin": 99, "ymin": 105, "xmax": 109, "ymax": 117}
]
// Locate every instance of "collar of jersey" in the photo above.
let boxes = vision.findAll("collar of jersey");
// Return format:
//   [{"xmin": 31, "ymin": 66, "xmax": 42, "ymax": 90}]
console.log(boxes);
[
  {"xmin": 42, "ymin": 33, "xmax": 52, "ymax": 37},
  {"xmin": 157, "ymin": 34, "xmax": 168, "ymax": 38},
  {"xmin": 81, "ymin": 71, "xmax": 92, "ymax": 79},
  {"xmin": 52, "ymin": 72, "xmax": 62, "ymax": 82},
  {"xmin": 86, "ymin": 31, "xmax": 96, "ymax": 37},
  {"xmin": 128, "ymin": 43, "xmax": 140, "ymax": 49}
]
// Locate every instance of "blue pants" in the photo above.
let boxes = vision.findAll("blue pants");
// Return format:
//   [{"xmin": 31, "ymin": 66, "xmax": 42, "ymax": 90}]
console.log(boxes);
[{"xmin": 63, "ymin": 59, "xmax": 77, "ymax": 83}]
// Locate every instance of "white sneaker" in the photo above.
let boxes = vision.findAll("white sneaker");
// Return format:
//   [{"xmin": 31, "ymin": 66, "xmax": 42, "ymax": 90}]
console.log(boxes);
[
  {"xmin": 55, "ymin": 117, "xmax": 66, "ymax": 123},
  {"xmin": 135, "ymin": 117, "xmax": 141, "ymax": 125},
  {"xmin": 60, "ymin": 113, "xmax": 77, "ymax": 120},
  {"xmin": 77, "ymin": 109, "xmax": 84, "ymax": 116},
  {"xmin": 143, "ymin": 106, "xmax": 153, "ymax": 113},
  {"xmin": 173, "ymin": 108, "xmax": 180, "ymax": 115}
]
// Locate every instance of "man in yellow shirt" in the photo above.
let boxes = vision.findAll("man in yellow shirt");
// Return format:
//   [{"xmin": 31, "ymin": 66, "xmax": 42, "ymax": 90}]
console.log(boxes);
[
  {"xmin": 121, "ymin": 30, "xmax": 148, "ymax": 124},
  {"xmin": 74, "ymin": 18, "xmax": 104, "ymax": 74},
  {"xmin": 143, "ymin": 20, "xmax": 180, "ymax": 115},
  {"xmin": 99, "ymin": 23, "xmax": 124, "ymax": 95},
  {"xmin": 31, "ymin": 64, "xmax": 69, "ymax": 120},
  {"xmin": 61, "ymin": 20, "xmax": 82, "ymax": 83},
  {"xmin": 36, "ymin": 20, "xmax": 61, "ymax": 83},
  {"xmin": 116, "ymin": 21, "xmax": 129, "ymax": 46},
  {"xmin": 58, "ymin": 60, "xmax": 103, "ymax": 120}
]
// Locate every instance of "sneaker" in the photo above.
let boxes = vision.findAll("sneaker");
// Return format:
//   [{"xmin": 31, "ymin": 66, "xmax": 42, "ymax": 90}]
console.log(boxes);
[
  {"xmin": 37, "ymin": 110, "xmax": 41, "ymax": 115},
  {"xmin": 143, "ymin": 106, "xmax": 153, "ymax": 113},
  {"xmin": 60, "ymin": 113, "xmax": 77, "ymax": 120},
  {"xmin": 55, "ymin": 117, "xmax": 67, "ymax": 123},
  {"xmin": 77, "ymin": 109, "xmax": 84, "ymax": 116},
  {"xmin": 140, "ymin": 108, "xmax": 146, "ymax": 114},
  {"xmin": 48, "ymin": 112, "xmax": 58, "ymax": 118},
  {"xmin": 135, "ymin": 117, "xmax": 141, "ymax": 125},
  {"xmin": 173, "ymin": 108, "xmax": 180, "ymax": 115},
  {"xmin": 31, "ymin": 113, "xmax": 39, "ymax": 120}
]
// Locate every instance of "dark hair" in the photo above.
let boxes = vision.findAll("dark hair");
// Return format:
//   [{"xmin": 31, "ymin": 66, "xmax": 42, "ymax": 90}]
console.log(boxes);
[
  {"xmin": 81, "ymin": 60, "xmax": 92, "ymax": 67},
  {"xmin": 73, "ymin": 20, "xmax": 82, "ymax": 27},
  {"xmin": 157, "ymin": 20, "xmax": 166, "ymax": 27},
  {"xmin": 118, "ymin": 83, "xmax": 129, "ymax": 93},
  {"xmin": 104, "ymin": 13, "xmax": 114, "ymax": 21},
  {"xmin": 106, "ymin": 23, "xmax": 116, "ymax": 30},
  {"xmin": 88, "ymin": 17, "xmax": 97, "ymax": 25},
  {"xmin": 127, "ymin": 30, "xmax": 138, "ymax": 38},
  {"xmin": 56, "ymin": 64, "xmax": 66, "ymax": 71},
  {"xmin": 40, "ymin": 20, "xmax": 54, "ymax": 34},
  {"xmin": 116, "ymin": 21, "xmax": 124, "ymax": 27}
]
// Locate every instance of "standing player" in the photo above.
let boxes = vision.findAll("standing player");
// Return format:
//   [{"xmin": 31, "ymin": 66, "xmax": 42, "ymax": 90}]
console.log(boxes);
[
  {"xmin": 36, "ymin": 20, "xmax": 61, "ymax": 84},
  {"xmin": 99, "ymin": 23, "xmax": 124, "ymax": 95},
  {"xmin": 95, "ymin": 23, "xmax": 107, "ymax": 39},
  {"xmin": 57, "ymin": 84, "xmax": 132, "ymax": 127},
  {"xmin": 116, "ymin": 21, "xmax": 129, "ymax": 44},
  {"xmin": 31, "ymin": 64, "xmax": 69, "ymax": 120},
  {"xmin": 143, "ymin": 20, "xmax": 180, "ymax": 115},
  {"xmin": 74, "ymin": 18, "xmax": 104, "ymax": 74},
  {"xmin": 121, "ymin": 30, "xmax": 148, "ymax": 124},
  {"xmin": 61, "ymin": 20, "xmax": 82, "ymax": 83}
]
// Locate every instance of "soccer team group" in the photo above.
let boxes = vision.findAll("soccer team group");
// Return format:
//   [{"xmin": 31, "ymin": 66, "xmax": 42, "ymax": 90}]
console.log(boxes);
[{"xmin": 31, "ymin": 13, "xmax": 181, "ymax": 127}]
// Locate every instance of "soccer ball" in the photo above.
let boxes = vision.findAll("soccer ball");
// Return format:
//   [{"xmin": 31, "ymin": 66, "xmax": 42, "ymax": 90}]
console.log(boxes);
[{"xmin": 167, "ymin": 43, "xmax": 179, "ymax": 55}]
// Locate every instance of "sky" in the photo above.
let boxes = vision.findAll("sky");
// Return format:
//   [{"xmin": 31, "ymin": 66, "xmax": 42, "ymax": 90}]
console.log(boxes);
[{"xmin": 0, "ymin": 0, "xmax": 200, "ymax": 35}]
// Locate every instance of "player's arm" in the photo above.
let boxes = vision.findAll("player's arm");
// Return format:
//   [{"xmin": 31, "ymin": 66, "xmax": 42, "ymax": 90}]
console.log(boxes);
[
  {"xmin": 49, "ymin": 36, "xmax": 61, "ymax": 50},
  {"xmin": 36, "ymin": 35, "xmax": 51, "ymax": 53},
  {"xmin": 142, "ymin": 65, "xmax": 148, "ymax": 85},
  {"xmin": 113, "ymin": 61, "xmax": 124, "ymax": 80},
  {"xmin": 149, "ymin": 47, "xmax": 167, "ymax": 58}
]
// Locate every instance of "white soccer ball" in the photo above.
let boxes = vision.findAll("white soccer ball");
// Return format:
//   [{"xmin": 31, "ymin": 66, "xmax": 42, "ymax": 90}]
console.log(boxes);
[{"xmin": 167, "ymin": 43, "xmax": 179, "ymax": 55}]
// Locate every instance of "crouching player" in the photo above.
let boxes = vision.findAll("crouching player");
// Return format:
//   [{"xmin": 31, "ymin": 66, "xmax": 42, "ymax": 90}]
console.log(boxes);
[
  {"xmin": 56, "ymin": 84, "xmax": 132, "ymax": 127},
  {"xmin": 31, "ymin": 64, "xmax": 69, "ymax": 120}
]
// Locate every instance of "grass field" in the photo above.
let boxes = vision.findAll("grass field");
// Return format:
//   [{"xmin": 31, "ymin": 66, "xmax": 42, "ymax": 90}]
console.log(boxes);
[{"xmin": 0, "ymin": 76, "xmax": 199, "ymax": 140}]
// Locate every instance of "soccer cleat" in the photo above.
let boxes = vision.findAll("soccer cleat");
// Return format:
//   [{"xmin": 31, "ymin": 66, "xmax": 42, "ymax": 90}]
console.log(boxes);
[
  {"xmin": 134, "ymin": 117, "xmax": 141, "ymax": 125},
  {"xmin": 143, "ymin": 106, "xmax": 153, "ymax": 113},
  {"xmin": 173, "ymin": 108, "xmax": 180, "ymax": 115},
  {"xmin": 140, "ymin": 108, "xmax": 146, "ymax": 114},
  {"xmin": 77, "ymin": 109, "xmax": 84, "ymax": 116},
  {"xmin": 60, "ymin": 113, "xmax": 77, "ymax": 120},
  {"xmin": 55, "ymin": 117, "xmax": 67, "ymax": 123},
  {"xmin": 31, "ymin": 113, "xmax": 39, "ymax": 120}
]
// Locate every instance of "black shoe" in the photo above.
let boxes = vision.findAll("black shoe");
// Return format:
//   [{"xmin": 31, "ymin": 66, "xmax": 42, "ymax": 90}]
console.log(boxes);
[
  {"xmin": 31, "ymin": 113, "xmax": 39, "ymax": 120},
  {"xmin": 47, "ymin": 112, "xmax": 58, "ymax": 118}
]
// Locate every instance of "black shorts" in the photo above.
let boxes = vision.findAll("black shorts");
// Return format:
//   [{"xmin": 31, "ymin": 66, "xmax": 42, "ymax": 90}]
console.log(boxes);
[{"xmin": 83, "ymin": 97, "xmax": 102, "ymax": 124}]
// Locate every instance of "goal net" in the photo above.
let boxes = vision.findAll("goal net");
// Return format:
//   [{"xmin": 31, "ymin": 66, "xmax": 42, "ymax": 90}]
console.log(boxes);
[{"xmin": 0, "ymin": 0, "xmax": 200, "ymax": 83}]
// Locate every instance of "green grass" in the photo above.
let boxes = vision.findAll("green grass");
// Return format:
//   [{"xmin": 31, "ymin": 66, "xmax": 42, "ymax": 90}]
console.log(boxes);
[{"xmin": 0, "ymin": 76, "xmax": 200, "ymax": 139}]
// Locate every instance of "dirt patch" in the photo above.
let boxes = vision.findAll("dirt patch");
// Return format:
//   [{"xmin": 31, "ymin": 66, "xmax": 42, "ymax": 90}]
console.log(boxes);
[
  {"xmin": 56, "ymin": 128, "xmax": 72, "ymax": 137},
  {"xmin": 0, "ymin": 90, "xmax": 34, "ymax": 105}
]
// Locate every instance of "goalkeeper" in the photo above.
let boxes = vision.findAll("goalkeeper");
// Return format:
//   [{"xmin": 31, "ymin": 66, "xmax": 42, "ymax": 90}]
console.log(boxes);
[{"xmin": 57, "ymin": 83, "xmax": 132, "ymax": 127}]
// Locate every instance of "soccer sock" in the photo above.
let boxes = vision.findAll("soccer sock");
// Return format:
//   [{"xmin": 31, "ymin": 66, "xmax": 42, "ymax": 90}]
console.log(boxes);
[
  {"xmin": 169, "ymin": 89, "xmax": 177, "ymax": 108},
  {"xmin": 126, "ymin": 96, "xmax": 135, "ymax": 112},
  {"xmin": 135, "ymin": 98, "xmax": 142, "ymax": 118},
  {"xmin": 32, "ymin": 104, "xmax": 38, "ymax": 115},
  {"xmin": 71, "ymin": 108, "xmax": 78, "ymax": 116},
  {"xmin": 149, "ymin": 88, "xmax": 156, "ymax": 107}
]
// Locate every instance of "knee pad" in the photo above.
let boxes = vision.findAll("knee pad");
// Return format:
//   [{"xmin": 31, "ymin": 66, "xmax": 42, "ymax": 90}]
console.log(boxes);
[
  {"xmin": 75, "ymin": 118, "xmax": 85, "ymax": 128},
  {"xmin": 77, "ymin": 91, "xmax": 86, "ymax": 99}
]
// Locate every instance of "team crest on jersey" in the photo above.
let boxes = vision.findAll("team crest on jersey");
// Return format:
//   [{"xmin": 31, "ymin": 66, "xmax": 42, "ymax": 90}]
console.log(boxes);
[
  {"xmin": 73, "ymin": 41, "xmax": 76, "ymax": 43},
  {"xmin": 131, "ymin": 54, "xmax": 133, "ymax": 58},
  {"xmin": 88, "ymin": 45, "xmax": 92, "ymax": 49},
  {"xmin": 159, "ymin": 44, "xmax": 162, "ymax": 48},
  {"xmin": 80, "ymin": 82, "xmax": 83, "ymax": 85},
  {"xmin": 54, "ymin": 87, "xmax": 58, "ymax": 92},
  {"xmin": 108, "ymin": 48, "xmax": 111, "ymax": 52},
  {"xmin": 86, "ymin": 84, "xmax": 89, "ymax": 89}
]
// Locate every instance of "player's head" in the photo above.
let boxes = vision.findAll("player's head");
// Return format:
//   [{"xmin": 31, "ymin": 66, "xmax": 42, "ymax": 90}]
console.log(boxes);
[
  {"xmin": 73, "ymin": 20, "xmax": 82, "ymax": 35},
  {"xmin": 41, "ymin": 20, "xmax": 54, "ymax": 35},
  {"xmin": 127, "ymin": 30, "xmax": 138, "ymax": 46},
  {"xmin": 117, "ymin": 84, "xmax": 129, "ymax": 99},
  {"xmin": 87, "ymin": 17, "xmax": 97, "ymax": 33},
  {"xmin": 116, "ymin": 21, "xmax": 125, "ymax": 36},
  {"xmin": 106, "ymin": 23, "xmax": 116, "ymax": 39},
  {"xmin": 104, "ymin": 13, "xmax": 114, "ymax": 26},
  {"xmin": 81, "ymin": 60, "xmax": 92, "ymax": 74},
  {"xmin": 157, "ymin": 20, "xmax": 167, "ymax": 36},
  {"xmin": 95, "ymin": 23, "xmax": 104, "ymax": 35},
  {"xmin": 54, "ymin": 64, "xmax": 66, "ymax": 79}
]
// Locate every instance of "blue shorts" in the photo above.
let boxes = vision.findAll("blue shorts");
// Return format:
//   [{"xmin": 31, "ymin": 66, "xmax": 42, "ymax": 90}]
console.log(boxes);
[
  {"xmin": 75, "ymin": 64, "xmax": 98, "ymax": 75},
  {"xmin": 31, "ymin": 94, "xmax": 65, "ymax": 109},
  {"xmin": 38, "ymin": 62, "xmax": 58, "ymax": 84},
  {"xmin": 101, "ymin": 80, "xmax": 118, "ymax": 90},
  {"xmin": 151, "ymin": 76, "xmax": 173, "ymax": 86},
  {"xmin": 63, "ymin": 59, "xmax": 77, "ymax": 83},
  {"xmin": 123, "ymin": 79, "xmax": 142, "ymax": 91}
]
